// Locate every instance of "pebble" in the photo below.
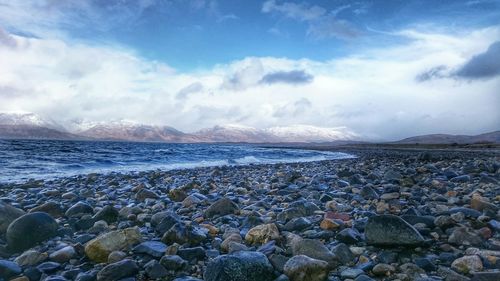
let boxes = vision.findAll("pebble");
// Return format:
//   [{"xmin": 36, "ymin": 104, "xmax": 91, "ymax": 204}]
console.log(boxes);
[{"xmin": 0, "ymin": 148, "xmax": 497, "ymax": 281}]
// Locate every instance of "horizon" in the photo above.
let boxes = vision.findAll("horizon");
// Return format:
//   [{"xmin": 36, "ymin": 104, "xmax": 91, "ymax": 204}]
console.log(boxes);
[{"xmin": 0, "ymin": 0, "xmax": 499, "ymax": 140}]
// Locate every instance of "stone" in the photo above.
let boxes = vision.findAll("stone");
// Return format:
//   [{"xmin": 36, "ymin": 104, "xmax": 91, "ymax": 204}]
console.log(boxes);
[
  {"xmin": 0, "ymin": 202, "xmax": 25, "ymax": 234},
  {"xmin": 6, "ymin": 212, "xmax": 59, "ymax": 252},
  {"xmin": 283, "ymin": 255, "xmax": 329, "ymax": 281},
  {"xmin": 160, "ymin": 255, "xmax": 188, "ymax": 271},
  {"xmin": 221, "ymin": 233, "xmax": 243, "ymax": 252},
  {"xmin": 341, "ymin": 268, "xmax": 364, "ymax": 279},
  {"xmin": 471, "ymin": 272, "xmax": 500, "ymax": 281},
  {"xmin": 451, "ymin": 255, "xmax": 483, "ymax": 274},
  {"xmin": 132, "ymin": 241, "xmax": 167, "ymax": 258},
  {"xmin": 145, "ymin": 260, "xmax": 168, "ymax": 279},
  {"xmin": 107, "ymin": 251, "xmax": 127, "ymax": 263},
  {"xmin": 49, "ymin": 246, "xmax": 76, "ymax": 263},
  {"xmin": 284, "ymin": 217, "xmax": 311, "ymax": 231},
  {"xmin": 0, "ymin": 259, "xmax": 22, "ymax": 279},
  {"xmin": 360, "ymin": 185, "xmax": 379, "ymax": 200},
  {"xmin": 320, "ymin": 218, "xmax": 340, "ymax": 230},
  {"xmin": 372, "ymin": 263, "xmax": 395, "ymax": 276},
  {"xmin": 161, "ymin": 223, "xmax": 207, "ymax": 246},
  {"xmin": 331, "ymin": 243, "xmax": 354, "ymax": 265},
  {"xmin": 245, "ymin": 223, "xmax": 280, "ymax": 245},
  {"xmin": 289, "ymin": 236, "xmax": 338, "ymax": 268},
  {"xmin": 37, "ymin": 261, "xmax": 61, "ymax": 273},
  {"xmin": 15, "ymin": 250, "xmax": 48, "ymax": 266},
  {"xmin": 84, "ymin": 227, "xmax": 142, "ymax": 263},
  {"xmin": 92, "ymin": 206, "xmax": 119, "ymax": 224},
  {"xmin": 365, "ymin": 215, "xmax": 425, "ymax": 247},
  {"xmin": 470, "ymin": 195, "xmax": 498, "ymax": 212},
  {"xmin": 135, "ymin": 189, "xmax": 159, "ymax": 201},
  {"xmin": 65, "ymin": 202, "xmax": 94, "ymax": 218},
  {"xmin": 96, "ymin": 259, "xmax": 139, "ymax": 281},
  {"xmin": 30, "ymin": 202, "xmax": 63, "ymax": 218},
  {"xmin": 448, "ymin": 227, "xmax": 483, "ymax": 246},
  {"xmin": 205, "ymin": 198, "xmax": 239, "ymax": 218},
  {"xmin": 204, "ymin": 251, "xmax": 275, "ymax": 281}
]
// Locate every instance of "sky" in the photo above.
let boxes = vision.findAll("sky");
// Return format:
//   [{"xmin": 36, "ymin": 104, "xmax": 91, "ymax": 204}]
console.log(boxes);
[{"xmin": 0, "ymin": 0, "xmax": 499, "ymax": 140}]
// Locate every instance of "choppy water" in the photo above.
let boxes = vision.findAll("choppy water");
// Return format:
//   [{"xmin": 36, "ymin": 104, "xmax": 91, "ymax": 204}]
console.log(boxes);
[{"xmin": 0, "ymin": 139, "xmax": 355, "ymax": 182}]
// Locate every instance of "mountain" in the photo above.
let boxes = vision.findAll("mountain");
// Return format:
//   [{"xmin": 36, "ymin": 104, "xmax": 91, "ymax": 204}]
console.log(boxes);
[
  {"xmin": 0, "ymin": 112, "xmax": 79, "ymax": 140},
  {"xmin": 77, "ymin": 121, "xmax": 199, "ymax": 142},
  {"xmin": 265, "ymin": 125, "xmax": 359, "ymax": 142},
  {"xmin": 395, "ymin": 131, "xmax": 500, "ymax": 144},
  {"xmin": 0, "ymin": 112, "xmax": 358, "ymax": 143},
  {"xmin": 193, "ymin": 124, "xmax": 279, "ymax": 143}
]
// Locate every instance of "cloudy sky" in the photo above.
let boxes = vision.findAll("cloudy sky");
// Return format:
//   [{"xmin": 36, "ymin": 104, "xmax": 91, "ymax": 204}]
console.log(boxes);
[{"xmin": 0, "ymin": 0, "xmax": 499, "ymax": 140}]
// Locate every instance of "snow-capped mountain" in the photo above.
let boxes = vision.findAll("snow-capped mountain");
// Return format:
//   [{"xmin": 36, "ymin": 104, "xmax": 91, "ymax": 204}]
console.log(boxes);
[
  {"xmin": 0, "ymin": 112, "xmax": 64, "ymax": 131},
  {"xmin": 265, "ymin": 125, "xmax": 359, "ymax": 142},
  {"xmin": 193, "ymin": 124, "xmax": 358, "ymax": 143},
  {"xmin": 193, "ymin": 124, "xmax": 279, "ymax": 143},
  {"xmin": 0, "ymin": 112, "xmax": 78, "ymax": 140},
  {"xmin": 0, "ymin": 112, "xmax": 359, "ymax": 143},
  {"xmin": 78, "ymin": 121, "xmax": 198, "ymax": 142}
]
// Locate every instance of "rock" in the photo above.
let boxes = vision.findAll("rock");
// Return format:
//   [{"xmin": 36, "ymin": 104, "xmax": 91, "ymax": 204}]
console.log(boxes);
[
  {"xmin": 471, "ymin": 272, "xmax": 500, "ymax": 281},
  {"xmin": 160, "ymin": 255, "xmax": 188, "ymax": 271},
  {"xmin": 37, "ymin": 261, "xmax": 61, "ymax": 273},
  {"xmin": 245, "ymin": 223, "xmax": 280, "ymax": 245},
  {"xmin": 284, "ymin": 217, "xmax": 311, "ymax": 231},
  {"xmin": 65, "ymin": 202, "xmax": 94, "ymax": 218},
  {"xmin": 448, "ymin": 227, "xmax": 483, "ymax": 246},
  {"xmin": 30, "ymin": 202, "xmax": 63, "ymax": 218},
  {"xmin": 289, "ymin": 236, "xmax": 338, "ymax": 268},
  {"xmin": 470, "ymin": 195, "xmax": 498, "ymax": 212},
  {"xmin": 0, "ymin": 259, "xmax": 22, "ymax": 279},
  {"xmin": 341, "ymin": 268, "xmax": 364, "ymax": 279},
  {"xmin": 49, "ymin": 246, "xmax": 76, "ymax": 263},
  {"xmin": 14, "ymin": 250, "xmax": 48, "ymax": 266},
  {"xmin": 360, "ymin": 185, "xmax": 379, "ymax": 200},
  {"xmin": 221, "ymin": 233, "xmax": 243, "ymax": 252},
  {"xmin": 96, "ymin": 259, "xmax": 139, "ymax": 281},
  {"xmin": 133, "ymin": 241, "xmax": 167, "ymax": 258},
  {"xmin": 107, "ymin": 251, "xmax": 127, "ymax": 263},
  {"xmin": 84, "ymin": 227, "xmax": 142, "ymax": 263},
  {"xmin": 205, "ymin": 198, "xmax": 239, "ymax": 218},
  {"xmin": 283, "ymin": 255, "xmax": 329, "ymax": 281},
  {"xmin": 450, "ymin": 175, "xmax": 471, "ymax": 183},
  {"xmin": 169, "ymin": 188, "xmax": 188, "ymax": 202},
  {"xmin": 0, "ymin": 202, "xmax": 25, "ymax": 234},
  {"xmin": 161, "ymin": 223, "xmax": 207, "ymax": 246},
  {"xmin": 135, "ymin": 189, "xmax": 159, "ymax": 201},
  {"xmin": 336, "ymin": 228, "xmax": 362, "ymax": 244},
  {"xmin": 155, "ymin": 212, "xmax": 182, "ymax": 234},
  {"xmin": 372, "ymin": 263, "xmax": 395, "ymax": 276},
  {"xmin": 451, "ymin": 255, "xmax": 483, "ymax": 274},
  {"xmin": 177, "ymin": 247, "xmax": 206, "ymax": 262},
  {"xmin": 331, "ymin": 243, "xmax": 354, "ymax": 265},
  {"xmin": 204, "ymin": 251, "xmax": 275, "ymax": 281},
  {"xmin": 319, "ymin": 218, "xmax": 340, "ymax": 230},
  {"xmin": 92, "ymin": 206, "xmax": 119, "ymax": 224},
  {"xmin": 6, "ymin": 212, "xmax": 59, "ymax": 252},
  {"xmin": 365, "ymin": 215, "xmax": 425, "ymax": 247},
  {"xmin": 145, "ymin": 260, "xmax": 168, "ymax": 279}
]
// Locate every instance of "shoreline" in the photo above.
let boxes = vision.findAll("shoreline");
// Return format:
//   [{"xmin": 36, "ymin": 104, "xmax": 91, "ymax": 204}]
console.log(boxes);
[{"xmin": 0, "ymin": 147, "xmax": 499, "ymax": 280}]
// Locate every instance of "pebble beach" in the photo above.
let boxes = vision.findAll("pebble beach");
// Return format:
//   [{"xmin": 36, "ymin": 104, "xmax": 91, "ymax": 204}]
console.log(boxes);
[{"xmin": 0, "ymin": 147, "xmax": 499, "ymax": 281}]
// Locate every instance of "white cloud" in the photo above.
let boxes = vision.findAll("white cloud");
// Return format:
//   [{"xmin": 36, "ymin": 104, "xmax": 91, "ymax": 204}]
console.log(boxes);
[{"xmin": 0, "ymin": 26, "xmax": 499, "ymax": 140}]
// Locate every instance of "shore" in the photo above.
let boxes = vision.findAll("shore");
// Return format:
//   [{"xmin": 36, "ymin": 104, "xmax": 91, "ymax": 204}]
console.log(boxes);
[{"xmin": 0, "ymin": 147, "xmax": 499, "ymax": 281}]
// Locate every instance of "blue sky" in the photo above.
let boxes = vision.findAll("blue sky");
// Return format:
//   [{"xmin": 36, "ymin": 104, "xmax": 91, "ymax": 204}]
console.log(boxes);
[{"xmin": 0, "ymin": 0, "xmax": 499, "ymax": 139}]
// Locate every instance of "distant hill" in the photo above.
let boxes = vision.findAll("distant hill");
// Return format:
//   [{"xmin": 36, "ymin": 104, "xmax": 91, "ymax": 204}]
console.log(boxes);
[
  {"xmin": 0, "ymin": 125, "xmax": 81, "ymax": 140},
  {"xmin": 394, "ymin": 131, "xmax": 500, "ymax": 144}
]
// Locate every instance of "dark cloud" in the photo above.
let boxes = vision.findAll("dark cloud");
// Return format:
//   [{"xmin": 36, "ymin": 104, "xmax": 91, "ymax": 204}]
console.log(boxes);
[
  {"xmin": 415, "ymin": 65, "xmax": 448, "ymax": 82},
  {"xmin": 260, "ymin": 70, "xmax": 313, "ymax": 85},
  {"xmin": 454, "ymin": 41, "xmax": 500, "ymax": 79},
  {"xmin": 176, "ymin": 82, "xmax": 203, "ymax": 99}
]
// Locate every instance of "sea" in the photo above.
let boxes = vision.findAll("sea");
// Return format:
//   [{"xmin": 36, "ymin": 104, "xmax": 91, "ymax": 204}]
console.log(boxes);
[{"xmin": 0, "ymin": 139, "xmax": 355, "ymax": 183}]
